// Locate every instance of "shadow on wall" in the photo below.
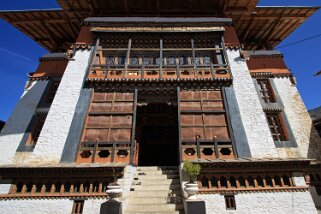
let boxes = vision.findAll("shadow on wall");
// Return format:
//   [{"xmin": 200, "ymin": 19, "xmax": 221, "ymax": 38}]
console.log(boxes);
[
  {"xmin": 308, "ymin": 125, "xmax": 321, "ymax": 160},
  {"xmin": 0, "ymin": 80, "xmax": 47, "ymax": 136},
  {"xmin": 0, "ymin": 121, "xmax": 5, "ymax": 133}
]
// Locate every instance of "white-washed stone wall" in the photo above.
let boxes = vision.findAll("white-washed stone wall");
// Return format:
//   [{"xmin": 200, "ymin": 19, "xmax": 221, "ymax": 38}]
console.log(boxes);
[
  {"xmin": 28, "ymin": 50, "xmax": 91, "ymax": 164},
  {"xmin": 118, "ymin": 165, "xmax": 137, "ymax": 209},
  {"xmin": 198, "ymin": 191, "xmax": 317, "ymax": 214},
  {"xmin": 82, "ymin": 199, "xmax": 106, "ymax": 214},
  {"xmin": 0, "ymin": 80, "xmax": 48, "ymax": 165},
  {"xmin": 0, "ymin": 199, "xmax": 74, "ymax": 214},
  {"xmin": 226, "ymin": 49, "xmax": 277, "ymax": 158},
  {"xmin": 272, "ymin": 78, "xmax": 321, "ymax": 160},
  {"xmin": 120, "ymin": 165, "xmax": 137, "ymax": 198},
  {"xmin": 0, "ymin": 180, "xmax": 11, "ymax": 194},
  {"xmin": 292, "ymin": 173, "xmax": 307, "ymax": 186}
]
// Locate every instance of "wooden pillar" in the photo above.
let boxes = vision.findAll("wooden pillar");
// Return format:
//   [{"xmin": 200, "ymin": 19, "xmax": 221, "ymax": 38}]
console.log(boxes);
[
  {"xmin": 99, "ymin": 182, "xmax": 103, "ymax": 193},
  {"xmin": 10, "ymin": 184, "xmax": 17, "ymax": 194},
  {"xmin": 208, "ymin": 177, "xmax": 212, "ymax": 189},
  {"xmin": 160, "ymin": 39, "xmax": 163, "ymax": 78},
  {"xmin": 51, "ymin": 184, "xmax": 56, "ymax": 193},
  {"xmin": 70, "ymin": 184, "xmax": 74, "ymax": 193},
  {"xmin": 236, "ymin": 179, "xmax": 240, "ymax": 188},
  {"xmin": 263, "ymin": 178, "xmax": 267, "ymax": 187},
  {"xmin": 31, "ymin": 184, "xmax": 36, "ymax": 194},
  {"xmin": 80, "ymin": 183, "xmax": 84, "ymax": 193},
  {"xmin": 191, "ymin": 38, "xmax": 196, "ymax": 76},
  {"xmin": 271, "ymin": 177, "xmax": 276, "ymax": 187},
  {"xmin": 280, "ymin": 177, "xmax": 284, "ymax": 187},
  {"xmin": 21, "ymin": 184, "xmax": 27, "ymax": 194},
  {"xmin": 125, "ymin": 38, "xmax": 132, "ymax": 77},
  {"xmin": 89, "ymin": 183, "xmax": 93, "ymax": 193},
  {"xmin": 254, "ymin": 178, "xmax": 258, "ymax": 188},
  {"xmin": 60, "ymin": 184, "xmax": 65, "ymax": 194}
]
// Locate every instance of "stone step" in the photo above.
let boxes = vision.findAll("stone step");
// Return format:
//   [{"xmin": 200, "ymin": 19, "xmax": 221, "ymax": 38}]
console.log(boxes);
[
  {"xmin": 128, "ymin": 196, "xmax": 183, "ymax": 205},
  {"xmin": 128, "ymin": 197, "xmax": 170, "ymax": 204},
  {"xmin": 126, "ymin": 203, "xmax": 184, "ymax": 212},
  {"xmin": 134, "ymin": 178, "xmax": 180, "ymax": 185},
  {"xmin": 125, "ymin": 211, "xmax": 182, "ymax": 214},
  {"xmin": 135, "ymin": 170, "xmax": 178, "ymax": 176},
  {"xmin": 132, "ymin": 184, "xmax": 181, "ymax": 191},
  {"xmin": 129, "ymin": 190, "xmax": 182, "ymax": 197},
  {"xmin": 137, "ymin": 166, "xmax": 178, "ymax": 171},
  {"xmin": 134, "ymin": 174, "xmax": 179, "ymax": 180}
]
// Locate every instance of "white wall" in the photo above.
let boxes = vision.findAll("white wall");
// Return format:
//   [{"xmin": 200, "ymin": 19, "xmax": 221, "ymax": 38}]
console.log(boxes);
[
  {"xmin": 82, "ymin": 199, "xmax": 106, "ymax": 214},
  {"xmin": 0, "ymin": 180, "xmax": 12, "ymax": 195},
  {"xmin": 0, "ymin": 199, "xmax": 74, "ymax": 214},
  {"xmin": 0, "ymin": 80, "xmax": 48, "ymax": 165},
  {"xmin": 198, "ymin": 191, "xmax": 317, "ymax": 214},
  {"xmin": 226, "ymin": 49, "xmax": 277, "ymax": 158},
  {"xmin": 0, "ymin": 198, "xmax": 106, "ymax": 214},
  {"xmin": 28, "ymin": 50, "xmax": 91, "ymax": 164},
  {"xmin": 272, "ymin": 78, "xmax": 321, "ymax": 160}
]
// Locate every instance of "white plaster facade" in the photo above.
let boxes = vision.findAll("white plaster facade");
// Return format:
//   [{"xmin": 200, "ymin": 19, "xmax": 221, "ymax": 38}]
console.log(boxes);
[
  {"xmin": 272, "ymin": 78, "xmax": 321, "ymax": 160},
  {"xmin": 226, "ymin": 49, "xmax": 277, "ymax": 158},
  {"xmin": 0, "ymin": 198, "xmax": 105, "ymax": 214},
  {"xmin": 198, "ymin": 190, "xmax": 317, "ymax": 214},
  {"xmin": 0, "ymin": 184, "xmax": 11, "ymax": 194},
  {"xmin": 28, "ymin": 50, "xmax": 91, "ymax": 164},
  {"xmin": 82, "ymin": 199, "xmax": 107, "ymax": 214},
  {"xmin": 0, "ymin": 80, "xmax": 48, "ymax": 165},
  {"xmin": 0, "ymin": 199, "xmax": 74, "ymax": 214}
]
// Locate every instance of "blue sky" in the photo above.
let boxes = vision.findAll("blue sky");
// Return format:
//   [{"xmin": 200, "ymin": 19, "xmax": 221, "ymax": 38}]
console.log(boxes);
[{"xmin": 0, "ymin": 0, "xmax": 321, "ymax": 121}]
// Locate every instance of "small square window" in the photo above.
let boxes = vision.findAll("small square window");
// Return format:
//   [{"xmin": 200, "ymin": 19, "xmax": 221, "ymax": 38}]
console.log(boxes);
[
  {"xmin": 225, "ymin": 195, "xmax": 236, "ymax": 210},
  {"xmin": 72, "ymin": 200, "xmax": 84, "ymax": 214}
]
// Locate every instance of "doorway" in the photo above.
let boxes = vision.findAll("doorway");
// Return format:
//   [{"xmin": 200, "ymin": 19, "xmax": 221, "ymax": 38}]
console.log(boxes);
[{"xmin": 135, "ymin": 102, "xmax": 179, "ymax": 166}]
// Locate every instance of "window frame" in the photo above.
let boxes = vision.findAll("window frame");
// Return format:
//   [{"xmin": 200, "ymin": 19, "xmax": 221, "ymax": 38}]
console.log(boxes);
[
  {"xmin": 265, "ymin": 111, "xmax": 288, "ymax": 142},
  {"xmin": 224, "ymin": 195, "xmax": 236, "ymax": 210},
  {"xmin": 72, "ymin": 200, "xmax": 84, "ymax": 214}
]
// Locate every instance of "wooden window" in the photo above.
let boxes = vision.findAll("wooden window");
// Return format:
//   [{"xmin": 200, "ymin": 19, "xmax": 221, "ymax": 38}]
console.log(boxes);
[
  {"xmin": 225, "ymin": 195, "xmax": 236, "ymax": 210},
  {"xmin": 72, "ymin": 200, "xmax": 84, "ymax": 214},
  {"xmin": 26, "ymin": 114, "xmax": 47, "ymax": 145},
  {"xmin": 256, "ymin": 79, "xmax": 275, "ymax": 103},
  {"xmin": 266, "ymin": 112, "xmax": 287, "ymax": 141}
]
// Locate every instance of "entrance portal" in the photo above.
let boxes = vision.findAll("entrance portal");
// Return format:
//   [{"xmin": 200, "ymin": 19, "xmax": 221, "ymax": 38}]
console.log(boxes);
[{"xmin": 136, "ymin": 102, "xmax": 179, "ymax": 166}]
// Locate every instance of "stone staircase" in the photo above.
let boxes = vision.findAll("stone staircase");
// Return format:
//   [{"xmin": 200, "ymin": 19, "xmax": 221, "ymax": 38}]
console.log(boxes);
[{"xmin": 125, "ymin": 166, "xmax": 184, "ymax": 214}]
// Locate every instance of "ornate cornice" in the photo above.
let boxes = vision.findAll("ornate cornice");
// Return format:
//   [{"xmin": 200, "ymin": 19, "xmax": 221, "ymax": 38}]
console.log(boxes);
[
  {"xmin": 91, "ymin": 26, "xmax": 225, "ymax": 33},
  {"xmin": 250, "ymin": 72, "xmax": 293, "ymax": 79},
  {"xmin": 194, "ymin": 158, "xmax": 312, "ymax": 173}
]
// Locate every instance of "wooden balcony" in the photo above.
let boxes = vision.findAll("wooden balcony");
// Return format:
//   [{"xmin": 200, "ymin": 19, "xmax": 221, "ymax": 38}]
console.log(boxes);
[{"xmin": 87, "ymin": 64, "xmax": 231, "ymax": 81}]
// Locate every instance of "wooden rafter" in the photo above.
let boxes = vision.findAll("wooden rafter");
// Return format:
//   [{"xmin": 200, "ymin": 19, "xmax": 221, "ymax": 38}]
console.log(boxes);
[
  {"xmin": 0, "ymin": 3, "xmax": 318, "ymax": 52},
  {"xmin": 123, "ymin": 0, "xmax": 130, "ymax": 15}
]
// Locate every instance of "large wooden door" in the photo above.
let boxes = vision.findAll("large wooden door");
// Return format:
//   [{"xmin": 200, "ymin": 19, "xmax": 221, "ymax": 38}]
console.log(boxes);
[
  {"xmin": 177, "ymin": 87, "xmax": 235, "ymax": 162},
  {"xmin": 76, "ymin": 90, "xmax": 137, "ymax": 164}
]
